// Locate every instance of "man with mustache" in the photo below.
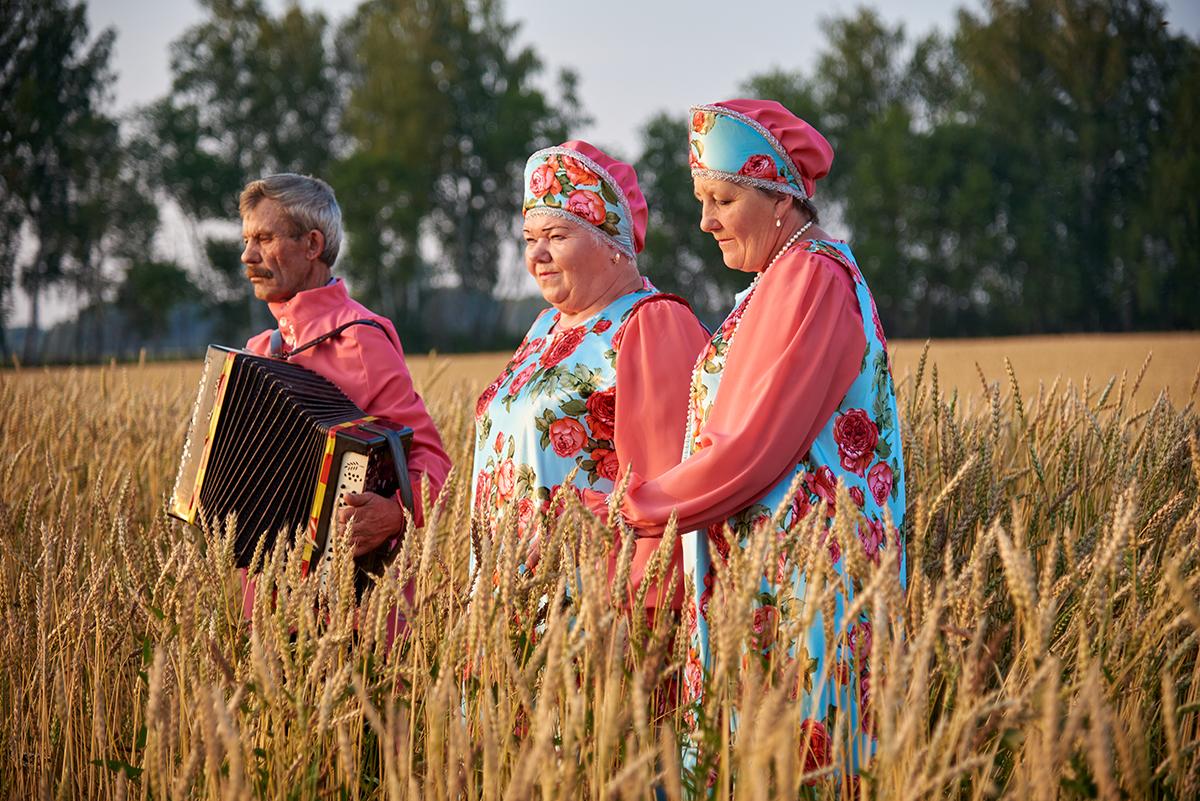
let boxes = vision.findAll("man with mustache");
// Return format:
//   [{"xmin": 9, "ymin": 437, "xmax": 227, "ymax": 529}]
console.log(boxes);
[{"xmin": 238, "ymin": 173, "xmax": 450, "ymax": 616}]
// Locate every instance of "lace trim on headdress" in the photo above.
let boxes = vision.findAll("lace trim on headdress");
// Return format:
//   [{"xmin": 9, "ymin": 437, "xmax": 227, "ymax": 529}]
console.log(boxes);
[
  {"xmin": 524, "ymin": 206, "xmax": 639, "ymax": 265},
  {"xmin": 690, "ymin": 103, "xmax": 809, "ymax": 201},
  {"xmin": 689, "ymin": 168, "xmax": 807, "ymax": 200},
  {"xmin": 529, "ymin": 145, "xmax": 638, "ymax": 256}
]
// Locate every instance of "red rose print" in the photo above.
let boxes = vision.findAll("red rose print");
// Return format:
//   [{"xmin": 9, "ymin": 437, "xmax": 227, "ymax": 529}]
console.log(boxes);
[
  {"xmin": 751, "ymin": 605, "xmax": 778, "ymax": 650},
  {"xmin": 850, "ymin": 486, "xmax": 865, "ymax": 508},
  {"xmin": 516, "ymin": 497, "xmax": 537, "ymax": 538},
  {"xmin": 585, "ymin": 387, "xmax": 616, "ymax": 441},
  {"xmin": 737, "ymin": 154, "xmax": 780, "ymax": 182},
  {"xmin": 528, "ymin": 163, "xmax": 561, "ymax": 198},
  {"xmin": 561, "ymin": 155, "xmax": 599, "ymax": 187},
  {"xmin": 508, "ymin": 363, "xmax": 536, "ymax": 396},
  {"xmin": 698, "ymin": 571, "xmax": 714, "ymax": 619},
  {"xmin": 684, "ymin": 658, "xmax": 704, "ymax": 706},
  {"xmin": 476, "ymin": 378, "xmax": 501, "ymax": 419},
  {"xmin": 833, "ymin": 408, "xmax": 880, "ymax": 476},
  {"xmin": 545, "ymin": 483, "xmax": 583, "ymax": 515},
  {"xmin": 821, "ymin": 528, "xmax": 842, "ymax": 563},
  {"xmin": 867, "ymin": 461, "xmax": 893, "ymax": 505},
  {"xmin": 474, "ymin": 470, "xmax": 494, "ymax": 510},
  {"xmin": 512, "ymin": 335, "xmax": 545, "ymax": 365},
  {"xmin": 496, "ymin": 458, "xmax": 516, "ymax": 500},
  {"xmin": 799, "ymin": 719, "xmax": 832, "ymax": 784},
  {"xmin": 707, "ymin": 523, "xmax": 731, "ymax": 562},
  {"xmin": 849, "ymin": 620, "xmax": 872, "ymax": 658},
  {"xmin": 590, "ymin": 447, "xmax": 619, "ymax": 481},
  {"xmin": 858, "ymin": 516, "xmax": 885, "ymax": 561},
  {"xmin": 807, "ymin": 466, "xmax": 839, "ymax": 516},
  {"xmin": 540, "ymin": 325, "xmax": 587, "ymax": 369},
  {"xmin": 791, "ymin": 489, "xmax": 812, "ymax": 522},
  {"xmin": 565, "ymin": 189, "xmax": 606, "ymax": 226},
  {"xmin": 691, "ymin": 110, "xmax": 707, "ymax": 132},
  {"xmin": 548, "ymin": 417, "xmax": 586, "ymax": 457},
  {"xmin": 775, "ymin": 553, "xmax": 791, "ymax": 585},
  {"xmin": 859, "ymin": 673, "xmax": 874, "ymax": 732},
  {"xmin": 610, "ymin": 320, "xmax": 633, "ymax": 352},
  {"xmin": 591, "ymin": 318, "xmax": 611, "ymax": 334},
  {"xmin": 493, "ymin": 432, "xmax": 504, "ymax": 453}
]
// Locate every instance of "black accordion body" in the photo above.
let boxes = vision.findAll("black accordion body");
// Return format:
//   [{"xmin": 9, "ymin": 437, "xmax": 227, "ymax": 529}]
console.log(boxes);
[{"xmin": 169, "ymin": 345, "xmax": 414, "ymax": 576}]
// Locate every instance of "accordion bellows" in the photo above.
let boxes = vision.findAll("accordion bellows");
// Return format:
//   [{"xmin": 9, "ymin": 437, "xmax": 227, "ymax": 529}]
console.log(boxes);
[{"xmin": 170, "ymin": 346, "xmax": 413, "ymax": 575}]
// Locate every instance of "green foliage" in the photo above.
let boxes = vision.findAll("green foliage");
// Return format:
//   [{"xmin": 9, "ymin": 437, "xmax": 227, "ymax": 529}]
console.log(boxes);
[
  {"xmin": 335, "ymin": 0, "xmax": 581, "ymax": 342},
  {"xmin": 115, "ymin": 261, "xmax": 200, "ymax": 339},
  {"xmin": 645, "ymin": 1, "xmax": 1199, "ymax": 337},
  {"xmin": 6, "ymin": 0, "xmax": 1197, "ymax": 359},
  {"xmin": 0, "ymin": 0, "xmax": 118, "ymax": 360}
]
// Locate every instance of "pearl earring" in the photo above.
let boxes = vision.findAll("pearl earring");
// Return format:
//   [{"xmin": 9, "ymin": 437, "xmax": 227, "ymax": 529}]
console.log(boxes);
[{"xmin": 775, "ymin": 218, "xmax": 782, "ymax": 228}]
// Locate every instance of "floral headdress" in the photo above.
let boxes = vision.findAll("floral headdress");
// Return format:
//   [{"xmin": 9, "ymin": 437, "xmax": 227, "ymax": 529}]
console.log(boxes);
[
  {"xmin": 522, "ymin": 145, "xmax": 640, "ymax": 262},
  {"xmin": 688, "ymin": 100, "xmax": 834, "ymax": 200}
]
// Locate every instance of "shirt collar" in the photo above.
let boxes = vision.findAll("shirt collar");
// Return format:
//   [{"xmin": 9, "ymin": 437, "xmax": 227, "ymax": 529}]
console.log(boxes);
[{"xmin": 267, "ymin": 278, "xmax": 349, "ymax": 333}]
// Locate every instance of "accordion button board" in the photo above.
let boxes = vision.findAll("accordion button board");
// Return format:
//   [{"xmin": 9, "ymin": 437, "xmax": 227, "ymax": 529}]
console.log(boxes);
[{"xmin": 169, "ymin": 345, "xmax": 414, "ymax": 578}]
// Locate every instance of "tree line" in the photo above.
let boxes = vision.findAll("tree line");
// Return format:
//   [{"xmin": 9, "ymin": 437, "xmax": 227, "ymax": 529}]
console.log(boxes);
[{"xmin": 2, "ymin": 0, "xmax": 1197, "ymax": 362}]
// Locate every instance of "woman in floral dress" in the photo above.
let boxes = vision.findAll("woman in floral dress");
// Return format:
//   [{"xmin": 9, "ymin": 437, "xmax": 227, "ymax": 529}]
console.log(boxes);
[
  {"xmin": 471, "ymin": 140, "xmax": 709, "ymax": 616},
  {"xmin": 586, "ymin": 100, "xmax": 906, "ymax": 784}
]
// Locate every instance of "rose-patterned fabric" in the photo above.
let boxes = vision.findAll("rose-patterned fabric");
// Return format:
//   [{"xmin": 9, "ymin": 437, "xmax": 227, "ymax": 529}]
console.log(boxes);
[
  {"xmin": 688, "ymin": 100, "xmax": 834, "ymax": 200},
  {"xmin": 680, "ymin": 239, "xmax": 905, "ymax": 779},
  {"xmin": 472, "ymin": 281, "xmax": 708, "ymax": 608},
  {"xmin": 523, "ymin": 144, "xmax": 640, "ymax": 261}
]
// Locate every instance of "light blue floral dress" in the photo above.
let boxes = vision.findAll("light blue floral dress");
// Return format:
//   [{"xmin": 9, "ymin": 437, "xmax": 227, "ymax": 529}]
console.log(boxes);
[
  {"xmin": 472, "ymin": 282, "xmax": 672, "ymax": 535},
  {"xmin": 681, "ymin": 240, "xmax": 906, "ymax": 782}
]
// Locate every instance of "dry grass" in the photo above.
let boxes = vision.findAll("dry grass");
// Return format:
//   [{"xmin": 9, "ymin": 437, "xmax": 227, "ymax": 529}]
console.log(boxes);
[{"xmin": 1, "ymin": 333, "xmax": 1199, "ymax": 799}]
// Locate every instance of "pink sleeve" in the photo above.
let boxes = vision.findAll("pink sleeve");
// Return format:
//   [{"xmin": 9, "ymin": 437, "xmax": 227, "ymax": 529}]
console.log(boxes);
[
  {"xmin": 613, "ymin": 298, "xmax": 712, "ymax": 480},
  {"xmin": 352, "ymin": 326, "xmax": 452, "ymax": 526},
  {"xmin": 245, "ymin": 330, "xmax": 272, "ymax": 354},
  {"xmin": 610, "ymin": 297, "xmax": 710, "ymax": 608},
  {"xmin": 612, "ymin": 251, "xmax": 865, "ymax": 535}
]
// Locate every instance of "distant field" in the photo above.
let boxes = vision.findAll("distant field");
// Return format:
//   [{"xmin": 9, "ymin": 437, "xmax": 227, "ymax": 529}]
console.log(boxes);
[
  {"xmin": 11, "ymin": 332, "xmax": 1196, "ymax": 406},
  {"xmin": 404, "ymin": 332, "xmax": 1200, "ymax": 404}
]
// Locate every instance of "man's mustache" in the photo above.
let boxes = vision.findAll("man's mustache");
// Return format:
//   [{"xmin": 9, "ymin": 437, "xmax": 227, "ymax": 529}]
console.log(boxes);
[{"xmin": 246, "ymin": 269, "xmax": 273, "ymax": 279}]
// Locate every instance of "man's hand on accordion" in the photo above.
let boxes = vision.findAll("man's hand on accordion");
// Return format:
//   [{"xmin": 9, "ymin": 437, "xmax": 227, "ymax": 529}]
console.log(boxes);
[{"xmin": 336, "ymin": 492, "xmax": 405, "ymax": 557}]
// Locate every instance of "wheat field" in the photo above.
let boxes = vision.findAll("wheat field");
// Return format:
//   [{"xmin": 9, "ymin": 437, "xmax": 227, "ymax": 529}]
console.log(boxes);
[{"xmin": 1, "ymin": 333, "xmax": 1199, "ymax": 799}]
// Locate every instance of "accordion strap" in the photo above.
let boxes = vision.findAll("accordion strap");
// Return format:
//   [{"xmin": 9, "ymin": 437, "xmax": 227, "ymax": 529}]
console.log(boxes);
[
  {"xmin": 359, "ymin": 423, "xmax": 415, "ymax": 513},
  {"xmin": 269, "ymin": 318, "xmax": 388, "ymax": 359}
]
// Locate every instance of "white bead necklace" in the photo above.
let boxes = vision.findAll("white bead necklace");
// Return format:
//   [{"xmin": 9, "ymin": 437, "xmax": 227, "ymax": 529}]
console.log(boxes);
[{"xmin": 680, "ymin": 218, "xmax": 815, "ymax": 459}]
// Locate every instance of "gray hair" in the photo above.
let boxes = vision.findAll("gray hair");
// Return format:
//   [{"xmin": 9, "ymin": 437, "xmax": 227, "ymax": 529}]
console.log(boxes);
[
  {"xmin": 755, "ymin": 186, "xmax": 820, "ymax": 225},
  {"xmin": 239, "ymin": 173, "xmax": 344, "ymax": 266}
]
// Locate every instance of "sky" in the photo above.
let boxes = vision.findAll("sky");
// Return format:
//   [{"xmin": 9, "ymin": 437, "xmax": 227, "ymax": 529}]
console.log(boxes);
[
  {"xmin": 85, "ymin": 0, "xmax": 1200, "ymax": 154},
  {"xmin": 13, "ymin": 0, "xmax": 1200, "ymax": 328}
]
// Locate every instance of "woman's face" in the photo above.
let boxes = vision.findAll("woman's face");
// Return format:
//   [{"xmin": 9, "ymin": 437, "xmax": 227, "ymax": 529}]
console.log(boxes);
[
  {"xmin": 523, "ymin": 215, "xmax": 618, "ymax": 315},
  {"xmin": 693, "ymin": 177, "xmax": 788, "ymax": 272}
]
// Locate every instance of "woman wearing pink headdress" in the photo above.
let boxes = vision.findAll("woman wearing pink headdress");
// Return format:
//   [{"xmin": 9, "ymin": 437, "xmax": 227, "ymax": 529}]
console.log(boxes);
[
  {"xmin": 471, "ymin": 140, "xmax": 709, "ymax": 622},
  {"xmin": 587, "ymin": 101, "xmax": 907, "ymax": 783}
]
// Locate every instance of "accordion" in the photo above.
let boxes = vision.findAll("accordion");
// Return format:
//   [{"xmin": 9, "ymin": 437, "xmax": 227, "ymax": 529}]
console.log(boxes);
[{"xmin": 169, "ymin": 345, "xmax": 414, "ymax": 578}]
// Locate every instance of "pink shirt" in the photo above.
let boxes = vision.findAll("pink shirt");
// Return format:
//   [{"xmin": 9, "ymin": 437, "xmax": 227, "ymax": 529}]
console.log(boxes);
[
  {"xmin": 587, "ymin": 249, "xmax": 865, "ymax": 535},
  {"xmin": 607, "ymin": 297, "xmax": 712, "ymax": 609},
  {"xmin": 239, "ymin": 279, "xmax": 449, "ymax": 625},
  {"xmin": 245, "ymin": 278, "xmax": 451, "ymax": 522}
]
